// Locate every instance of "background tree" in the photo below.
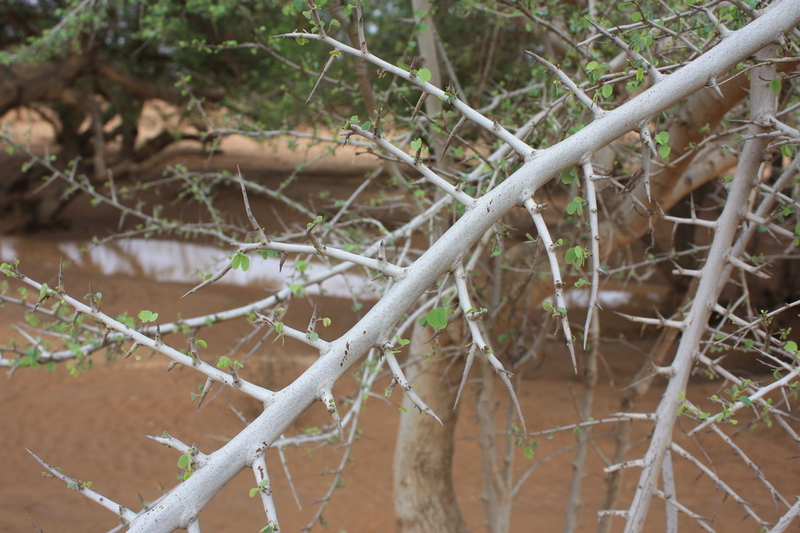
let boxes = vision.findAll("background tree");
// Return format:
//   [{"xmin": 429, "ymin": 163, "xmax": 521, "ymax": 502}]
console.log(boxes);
[{"xmin": 2, "ymin": 1, "xmax": 800, "ymax": 532}]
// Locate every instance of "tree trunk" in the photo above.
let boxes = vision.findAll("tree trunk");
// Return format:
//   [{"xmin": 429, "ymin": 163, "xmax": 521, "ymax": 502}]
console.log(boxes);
[{"xmin": 393, "ymin": 323, "xmax": 466, "ymax": 533}]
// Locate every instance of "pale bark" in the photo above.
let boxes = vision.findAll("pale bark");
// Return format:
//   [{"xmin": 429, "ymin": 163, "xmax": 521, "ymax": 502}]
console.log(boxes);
[
  {"xmin": 393, "ymin": 325, "xmax": 466, "ymax": 533},
  {"xmin": 476, "ymin": 362, "xmax": 512, "ymax": 533},
  {"xmin": 622, "ymin": 45, "xmax": 778, "ymax": 533},
  {"xmin": 562, "ymin": 308, "xmax": 599, "ymax": 533},
  {"xmin": 8, "ymin": 6, "xmax": 798, "ymax": 531},
  {"xmin": 394, "ymin": 5, "xmax": 464, "ymax": 531}
]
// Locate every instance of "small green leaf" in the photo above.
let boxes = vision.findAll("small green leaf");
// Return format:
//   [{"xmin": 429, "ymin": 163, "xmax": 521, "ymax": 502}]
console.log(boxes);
[
  {"xmin": 601, "ymin": 84, "xmax": 613, "ymax": 98},
  {"xmin": 177, "ymin": 454, "xmax": 191, "ymax": 469},
  {"xmin": 560, "ymin": 169, "xmax": 577, "ymax": 185},
  {"xmin": 411, "ymin": 138, "xmax": 423, "ymax": 151},
  {"xmin": 567, "ymin": 197, "xmax": 584, "ymax": 216},
  {"xmin": 770, "ymin": 77, "xmax": 781, "ymax": 94},
  {"xmin": 786, "ymin": 341, "xmax": 798, "ymax": 352},
  {"xmin": 417, "ymin": 68, "xmax": 432, "ymax": 83},
  {"xmin": 740, "ymin": 395, "xmax": 753, "ymax": 407},
  {"xmin": 240, "ymin": 254, "xmax": 250, "ymax": 272},
  {"xmin": 308, "ymin": 332, "xmax": 319, "ymax": 342},
  {"xmin": 249, "ymin": 488, "xmax": 259, "ymax": 497},
  {"xmin": 196, "ymin": 339, "xmax": 208, "ymax": 349},
  {"xmin": 523, "ymin": 445, "xmax": 534, "ymax": 459},
  {"xmin": 138, "ymin": 310, "xmax": 158, "ymax": 323},
  {"xmin": 231, "ymin": 253, "xmax": 241, "ymax": 270},
  {"xmin": 426, "ymin": 307, "xmax": 448, "ymax": 329},
  {"xmin": 217, "ymin": 356, "xmax": 232, "ymax": 368},
  {"xmin": 399, "ymin": 405, "xmax": 409, "ymax": 413}
]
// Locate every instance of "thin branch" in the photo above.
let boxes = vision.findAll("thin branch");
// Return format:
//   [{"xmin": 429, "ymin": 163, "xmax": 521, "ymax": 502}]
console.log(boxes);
[
  {"xmin": 524, "ymin": 198, "xmax": 577, "ymax": 371},
  {"xmin": 28, "ymin": 449, "xmax": 138, "ymax": 523},
  {"xmin": 277, "ymin": 31, "xmax": 535, "ymax": 158},
  {"xmin": 252, "ymin": 455, "xmax": 280, "ymax": 532}
]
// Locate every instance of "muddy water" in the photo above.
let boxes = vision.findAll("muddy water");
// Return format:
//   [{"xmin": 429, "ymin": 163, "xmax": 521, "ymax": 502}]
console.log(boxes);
[
  {"xmin": 0, "ymin": 237, "xmax": 673, "ymax": 317},
  {"xmin": 0, "ymin": 237, "xmax": 384, "ymax": 301}
]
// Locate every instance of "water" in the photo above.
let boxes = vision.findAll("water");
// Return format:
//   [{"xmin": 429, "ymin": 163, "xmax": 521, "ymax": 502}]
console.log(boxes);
[
  {"xmin": 0, "ymin": 238, "xmax": 669, "ymax": 315},
  {"xmin": 0, "ymin": 237, "xmax": 384, "ymax": 301}
]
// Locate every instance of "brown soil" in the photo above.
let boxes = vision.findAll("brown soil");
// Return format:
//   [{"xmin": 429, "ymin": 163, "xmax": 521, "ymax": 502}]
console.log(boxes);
[{"xmin": 1, "ymin": 118, "xmax": 798, "ymax": 533}]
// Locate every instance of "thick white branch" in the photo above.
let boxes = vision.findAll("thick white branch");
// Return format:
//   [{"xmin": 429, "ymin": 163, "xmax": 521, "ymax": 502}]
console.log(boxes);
[{"xmin": 121, "ymin": 7, "xmax": 800, "ymax": 529}]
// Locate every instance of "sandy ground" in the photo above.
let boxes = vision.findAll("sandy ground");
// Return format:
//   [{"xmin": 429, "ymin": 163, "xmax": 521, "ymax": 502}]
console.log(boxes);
[{"xmin": 1, "ymin": 113, "xmax": 799, "ymax": 532}]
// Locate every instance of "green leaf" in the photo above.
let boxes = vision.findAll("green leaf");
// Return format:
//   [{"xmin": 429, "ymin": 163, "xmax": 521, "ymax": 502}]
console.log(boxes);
[
  {"xmin": 740, "ymin": 395, "xmax": 753, "ymax": 407},
  {"xmin": 138, "ymin": 310, "xmax": 158, "ymax": 323},
  {"xmin": 177, "ymin": 454, "xmax": 191, "ymax": 469},
  {"xmin": 786, "ymin": 341, "xmax": 798, "ymax": 352},
  {"xmin": 523, "ymin": 445, "xmax": 534, "ymax": 459},
  {"xmin": 601, "ymin": 84, "xmax": 613, "ymax": 99},
  {"xmin": 426, "ymin": 307, "xmax": 448, "ymax": 329},
  {"xmin": 395, "ymin": 334, "xmax": 411, "ymax": 346},
  {"xmin": 411, "ymin": 138, "xmax": 423, "ymax": 151},
  {"xmin": 231, "ymin": 253, "xmax": 241, "ymax": 270},
  {"xmin": 399, "ymin": 405, "xmax": 409, "ymax": 413},
  {"xmin": 217, "ymin": 356, "xmax": 232, "ymax": 368},
  {"xmin": 560, "ymin": 169, "xmax": 577, "ymax": 185},
  {"xmin": 196, "ymin": 339, "xmax": 208, "ymax": 349},
  {"xmin": 240, "ymin": 254, "xmax": 250, "ymax": 272},
  {"xmin": 308, "ymin": 332, "xmax": 319, "ymax": 342},
  {"xmin": 566, "ymin": 197, "xmax": 584, "ymax": 216},
  {"xmin": 417, "ymin": 68, "xmax": 432, "ymax": 83},
  {"xmin": 654, "ymin": 131, "xmax": 669, "ymax": 145},
  {"xmin": 770, "ymin": 77, "xmax": 781, "ymax": 94}
]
